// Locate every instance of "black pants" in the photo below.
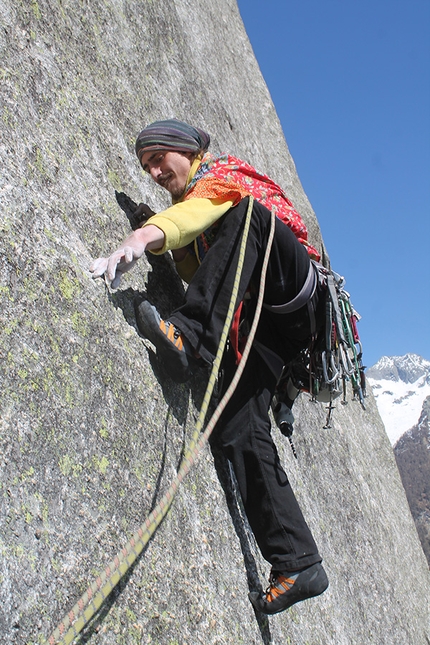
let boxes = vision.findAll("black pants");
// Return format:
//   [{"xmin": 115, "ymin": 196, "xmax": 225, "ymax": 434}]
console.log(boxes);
[{"xmin": 170, "ymin": 198, "xmax": 323, "ymax": 572}]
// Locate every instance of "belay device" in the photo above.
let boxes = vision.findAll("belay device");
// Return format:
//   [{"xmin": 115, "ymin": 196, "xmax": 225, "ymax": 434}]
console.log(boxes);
[{"xmin": 273, "ymin": 263, "xmax": 366, "ymax": 454}]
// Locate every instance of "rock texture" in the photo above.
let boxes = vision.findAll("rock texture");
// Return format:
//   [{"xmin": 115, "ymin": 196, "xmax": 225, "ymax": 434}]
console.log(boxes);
[
  {"xmin": 0, "ymin": 1, "xmax": 429, "ymax": 644},
  {"xmin": 394, "ymin": 395, "xmax": 430, "ymax": 567}
]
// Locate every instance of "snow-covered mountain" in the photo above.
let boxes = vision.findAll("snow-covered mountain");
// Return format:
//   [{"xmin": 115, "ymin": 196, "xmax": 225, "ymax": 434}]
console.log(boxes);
[{"xmin": 367, "ymin": 354, "xmax": 430, "ymax": 444}]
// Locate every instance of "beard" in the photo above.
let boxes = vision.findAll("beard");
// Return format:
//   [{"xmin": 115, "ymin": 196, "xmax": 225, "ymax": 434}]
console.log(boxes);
[
  {"xmin": 169, "ymin": 184, "xmax": 187, "ymax": 200},
  {"xmin": 159, "ymin": 174, "xmax": 186, "ymax": 200}
]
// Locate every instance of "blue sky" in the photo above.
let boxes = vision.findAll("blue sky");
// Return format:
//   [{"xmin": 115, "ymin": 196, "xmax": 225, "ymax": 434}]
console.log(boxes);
[{"xmin": 237, "ymin": 0, "xmax": 430, "ymax": 367}]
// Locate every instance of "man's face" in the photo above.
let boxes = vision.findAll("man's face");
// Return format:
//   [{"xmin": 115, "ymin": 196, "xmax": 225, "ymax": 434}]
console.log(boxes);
[{"xmin": 139, "ymin": 150, "xmax": 194, "ymax": 200}]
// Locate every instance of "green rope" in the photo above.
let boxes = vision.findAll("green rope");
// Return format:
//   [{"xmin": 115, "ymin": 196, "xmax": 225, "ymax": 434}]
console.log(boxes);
[{"xmin": 45, "ymin": 197, "xmax": 275, "ymax": 644}]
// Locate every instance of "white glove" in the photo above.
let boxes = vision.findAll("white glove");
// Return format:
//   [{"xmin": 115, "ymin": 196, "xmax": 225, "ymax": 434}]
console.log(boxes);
[
  {"xmin": 90, "ymin": 243, "xmax": 145, "ymax": 289},
  {"xmin": 89, "ymin": 224, "xmax": 164, "ymax": 288}
]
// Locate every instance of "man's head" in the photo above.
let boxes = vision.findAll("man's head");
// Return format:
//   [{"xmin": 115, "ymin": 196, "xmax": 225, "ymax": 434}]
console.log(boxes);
[{"xmin": 135, "ymin": 119, "xmax": 210, "ymax": 199}]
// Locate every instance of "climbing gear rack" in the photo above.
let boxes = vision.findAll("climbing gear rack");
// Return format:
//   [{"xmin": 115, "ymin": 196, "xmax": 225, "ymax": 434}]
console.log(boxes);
[{"xmin": 274, "ymin": 264, "xmax": 366, "ymax": 432}]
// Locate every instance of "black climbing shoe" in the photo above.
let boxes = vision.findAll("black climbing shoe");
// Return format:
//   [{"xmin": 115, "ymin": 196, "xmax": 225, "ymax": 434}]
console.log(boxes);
[
  {"xmin": 134, "ymin": 298, "xmax": 192, "ymax": 383},
  {"xmin": 249, "ymin": 563, "xmax": 328, "ymax": 615}
]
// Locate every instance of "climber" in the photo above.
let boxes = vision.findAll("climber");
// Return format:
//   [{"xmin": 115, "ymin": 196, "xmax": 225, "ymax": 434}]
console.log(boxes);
[{"xmin": 90, "ymin": 119, "xmax": 329, "ymax": 615}]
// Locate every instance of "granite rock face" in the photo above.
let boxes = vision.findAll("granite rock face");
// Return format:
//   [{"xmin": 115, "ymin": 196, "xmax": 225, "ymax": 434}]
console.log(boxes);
[
  {"xmin": 394, "ymin": 396, "xmax": 430, "ymax": 567},
  {"xmin": 0, "ymin": 1, "xmax": 429, "ymax": 644}
]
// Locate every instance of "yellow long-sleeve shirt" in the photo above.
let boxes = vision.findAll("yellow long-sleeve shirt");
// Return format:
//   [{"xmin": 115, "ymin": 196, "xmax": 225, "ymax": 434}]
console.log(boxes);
[{"xmin": 144, "ymin": 197, "xmax": 233, "ymax": 254}]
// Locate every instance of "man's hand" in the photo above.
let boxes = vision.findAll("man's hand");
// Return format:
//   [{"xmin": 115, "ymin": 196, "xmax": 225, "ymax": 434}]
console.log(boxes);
[
  {"xmin": 115, "ymin": 191, "xmax": 156, "ymax": 230},
  {"xmin": 89, "ymin": 225, "xmax": 165, "ymax": 288},
  {"xmin": 89, "ymin": 245, "xmax": 143, "ymax": 289},
  {"xmin": 133, "ymin": 203, "xmax": 156, "ymax": 223}
]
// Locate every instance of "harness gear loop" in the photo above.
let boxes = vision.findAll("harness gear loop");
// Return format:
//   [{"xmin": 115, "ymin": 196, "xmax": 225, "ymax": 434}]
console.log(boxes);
[{"xmin": 44, "ymin": 197, "xmax": 276, "ymax": 645}]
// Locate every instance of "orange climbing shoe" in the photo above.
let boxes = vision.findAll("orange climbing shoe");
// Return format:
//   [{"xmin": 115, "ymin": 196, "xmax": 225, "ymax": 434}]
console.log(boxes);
[
  {"xmin": 249, "ymin": 563, "xmax": 328, "ymax": 615},
  {"xmin": 134, "ymin": 298, "xmax": 192, "ymax": 382}
]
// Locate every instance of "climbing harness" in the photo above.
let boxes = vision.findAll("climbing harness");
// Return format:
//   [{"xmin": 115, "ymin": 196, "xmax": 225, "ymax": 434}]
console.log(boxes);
[{"xmin": 44, "ymin": 197, "xmax": 276, "ymax": 644}]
